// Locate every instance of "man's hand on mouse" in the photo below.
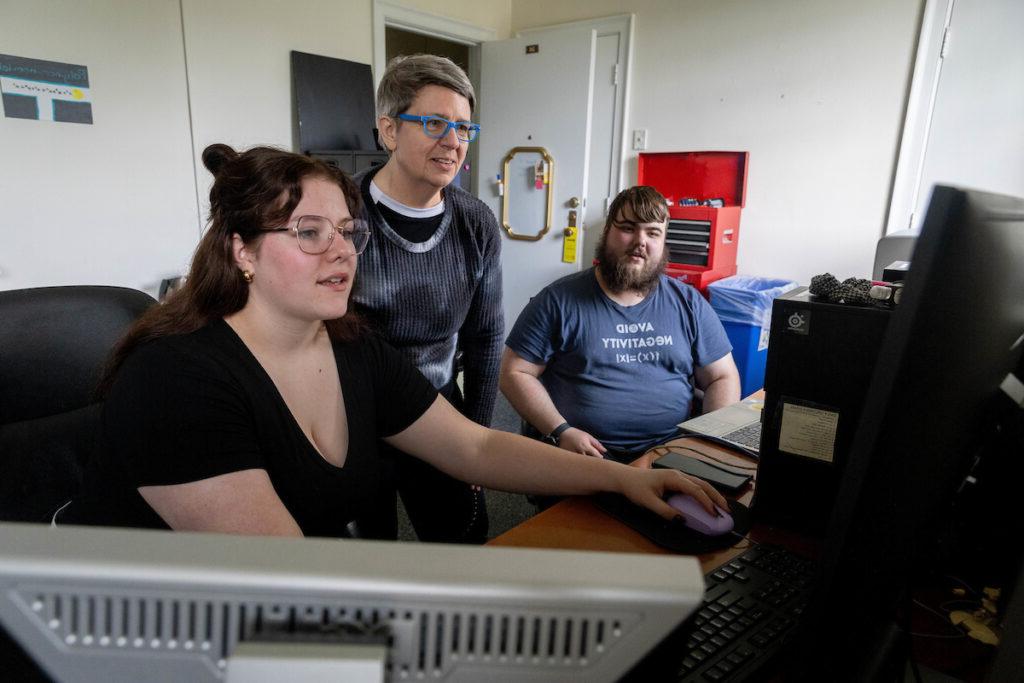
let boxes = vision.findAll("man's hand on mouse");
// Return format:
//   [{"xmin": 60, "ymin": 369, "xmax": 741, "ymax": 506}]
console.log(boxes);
[
  {"xmin": 619, "ymin": 467, "xmax": 728, "ymax": 521},
  {"xmin": 558, "ymin": 427, "xmax": 607, "ymax": 458}
]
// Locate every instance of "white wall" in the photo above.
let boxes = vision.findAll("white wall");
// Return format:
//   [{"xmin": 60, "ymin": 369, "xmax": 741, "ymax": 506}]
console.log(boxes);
[
  {"xmin": 180, "ymin": 0, "xmax": 376, "ymax": 224},
  {"xmin": 397, "ymin": 0, "xmax": 511, "ymax": 38},
  {"xmin": 511, "ymin": 0, "xmax": 923, "ymax": 285},
  {"xmin": 0, "ymin": 0, "xmax": 199, "ymax": 295},
  {"xmin": 2, "ymin": 0, "xmax": 510, "ymax": 294},
  {"xmin": 4, "ymin": 0, "xmax": 922, "ymax": 292},
  {"xmin": 181, "ymin": 0, "xmax": 508, "ymax": 226}
]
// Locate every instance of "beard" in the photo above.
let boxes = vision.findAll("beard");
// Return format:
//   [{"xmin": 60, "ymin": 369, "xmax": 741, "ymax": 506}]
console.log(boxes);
[{"xmin": 596, "ymin": 234, "xmax": 669, "ymax": 295}]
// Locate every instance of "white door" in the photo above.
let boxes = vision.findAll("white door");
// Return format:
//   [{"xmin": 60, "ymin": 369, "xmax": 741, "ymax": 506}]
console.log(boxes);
[{"xmin": 476, "ymin": 25, "xmax": 597, "ymax": 330}]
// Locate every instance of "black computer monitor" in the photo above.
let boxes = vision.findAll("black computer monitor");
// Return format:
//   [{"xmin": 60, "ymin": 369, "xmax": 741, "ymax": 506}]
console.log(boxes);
[{"xmin": 793, "ymin": 185, "xmax": 1024, "ymax": 679}]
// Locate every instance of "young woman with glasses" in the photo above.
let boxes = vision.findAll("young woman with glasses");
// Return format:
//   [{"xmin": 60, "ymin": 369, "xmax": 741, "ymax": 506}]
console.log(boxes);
[{"xmin": 61, "ymin": 144, "xmax": 726, "ymax": 537}]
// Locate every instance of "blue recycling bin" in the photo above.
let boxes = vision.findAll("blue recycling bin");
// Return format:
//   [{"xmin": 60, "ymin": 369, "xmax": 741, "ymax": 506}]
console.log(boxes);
[{"xmin": 708, "ymin": 276, "xmax": 798, "ymax": 397}]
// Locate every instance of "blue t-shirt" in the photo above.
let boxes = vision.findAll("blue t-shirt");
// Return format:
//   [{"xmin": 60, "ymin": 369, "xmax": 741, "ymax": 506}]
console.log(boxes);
[{"xmin": 506, "ymin": 269, "xmax": 732, "ymax": 454}]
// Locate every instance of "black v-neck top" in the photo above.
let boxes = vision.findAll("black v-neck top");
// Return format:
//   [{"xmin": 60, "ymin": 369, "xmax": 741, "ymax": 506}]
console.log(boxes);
[{"xmin": 66, "ymin": 320, "xmax": 437, "ymax": 538}]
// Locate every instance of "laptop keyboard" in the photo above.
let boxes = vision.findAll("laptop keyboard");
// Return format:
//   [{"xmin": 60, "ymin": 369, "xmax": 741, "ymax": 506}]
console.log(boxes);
[
  {"xmin": 720, "ymin": 422, "xmax": 762, "ymax": 450},
  {"xmin": 677, "ymin": 543, "xmax": 815, "ymax": 681}
]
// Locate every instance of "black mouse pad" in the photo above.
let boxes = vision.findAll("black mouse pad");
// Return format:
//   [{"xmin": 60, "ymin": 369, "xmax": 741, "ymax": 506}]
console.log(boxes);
[{"xmin": 592, "ymin": 493, "xmax": 752, "ymax": 555}]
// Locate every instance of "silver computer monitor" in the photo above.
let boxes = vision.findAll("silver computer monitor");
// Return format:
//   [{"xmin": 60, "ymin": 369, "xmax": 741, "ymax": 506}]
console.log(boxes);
[{"xmin": 0, "ymin": 522, "xmax": 703, "ymax": 682}]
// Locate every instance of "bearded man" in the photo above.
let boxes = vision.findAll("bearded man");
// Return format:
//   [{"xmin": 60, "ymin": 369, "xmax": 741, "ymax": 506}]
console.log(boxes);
[{"xmin": 500, "ymin": 186, "xmax": 740, "ymax": 462}]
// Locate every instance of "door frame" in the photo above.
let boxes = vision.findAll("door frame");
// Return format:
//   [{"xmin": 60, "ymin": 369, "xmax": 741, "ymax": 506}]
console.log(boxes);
[
  {"xmin": 372, "ymin": 1, "xmax": 495, "ymax": 194},
  {"xmin": 883, "ymin": 0, "xmax": 955, "ymax": 236},
  {"xmin": 372, "ymin": 0, "xmax": 496, "ymax": 90}
]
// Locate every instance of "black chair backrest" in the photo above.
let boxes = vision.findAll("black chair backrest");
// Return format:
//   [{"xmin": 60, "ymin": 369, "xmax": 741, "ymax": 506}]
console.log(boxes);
[{"xmin": 0, "ymin": 285, "xmax": 156, "ymax": 522}]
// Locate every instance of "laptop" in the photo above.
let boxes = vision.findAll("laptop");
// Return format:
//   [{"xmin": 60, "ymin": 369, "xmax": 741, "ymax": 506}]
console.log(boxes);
[{"xmin": 678, "ymin": 397, "xmax": 764, "ymax": 456}]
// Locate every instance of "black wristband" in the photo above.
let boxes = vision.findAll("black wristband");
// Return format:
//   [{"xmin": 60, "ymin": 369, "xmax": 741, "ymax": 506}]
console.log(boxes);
[{"xmin": 545, "ymin": 422, "xmax": 571, "ymax": 445}]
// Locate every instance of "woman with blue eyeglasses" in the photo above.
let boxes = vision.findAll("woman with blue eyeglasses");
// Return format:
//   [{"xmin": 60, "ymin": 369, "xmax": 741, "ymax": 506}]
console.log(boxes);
[{"xmin": 351, "ymin": 54, "xmax": 502, "ymax": 544}]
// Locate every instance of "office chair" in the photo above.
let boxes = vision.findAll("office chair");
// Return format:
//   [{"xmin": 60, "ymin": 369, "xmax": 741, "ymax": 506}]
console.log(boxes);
[{"xmin": 0, "ymin": 286, "xmax": 156, "ymax": 522}]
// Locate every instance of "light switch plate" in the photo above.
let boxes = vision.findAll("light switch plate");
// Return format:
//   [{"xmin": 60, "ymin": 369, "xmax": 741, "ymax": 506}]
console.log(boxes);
[{"xmin": 632, "ymin": 129, "xmax": 648, "ymax": 151}]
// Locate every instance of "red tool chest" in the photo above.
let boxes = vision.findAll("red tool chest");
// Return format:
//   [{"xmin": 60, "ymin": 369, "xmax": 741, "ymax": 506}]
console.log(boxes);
[{"xmin": 637, "ymin": 151, "xmax": 749, "ymax": 297}]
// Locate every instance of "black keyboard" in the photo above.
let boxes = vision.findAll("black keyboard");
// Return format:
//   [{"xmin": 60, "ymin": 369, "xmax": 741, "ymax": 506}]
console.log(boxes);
[{"xmin": 677, "ymin": 544, "xmax": 815, "ymax": 681}]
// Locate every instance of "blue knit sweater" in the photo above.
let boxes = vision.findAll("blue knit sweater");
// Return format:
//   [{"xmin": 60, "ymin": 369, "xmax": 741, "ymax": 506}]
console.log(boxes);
[{"xmin": 351, "ymin": 167, "xmax": 504, "ymax": 426}]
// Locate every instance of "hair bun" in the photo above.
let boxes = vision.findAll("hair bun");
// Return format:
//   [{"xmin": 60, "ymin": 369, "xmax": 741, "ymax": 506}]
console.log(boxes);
[{"xmin": 202, "ymin": 143, "xmax": 239, "ymax": 175}]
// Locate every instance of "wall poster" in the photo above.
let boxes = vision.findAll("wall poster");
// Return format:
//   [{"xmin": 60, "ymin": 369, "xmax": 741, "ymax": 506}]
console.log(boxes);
[{"xmin": 1, "ymin": 54, "xmax": 92, "ymax": 124}]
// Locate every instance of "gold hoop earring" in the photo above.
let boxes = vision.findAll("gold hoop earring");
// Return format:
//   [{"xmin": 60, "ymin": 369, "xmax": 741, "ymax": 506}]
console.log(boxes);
[{"xmin": 242, "ymin": 270, "xmax": 254, "ymax": 283}]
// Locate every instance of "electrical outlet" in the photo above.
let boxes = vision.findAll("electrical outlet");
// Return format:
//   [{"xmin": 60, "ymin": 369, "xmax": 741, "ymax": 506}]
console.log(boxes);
[{"xmin": 632, "ymin": 129, "xmax": 648, "ymax": 151}]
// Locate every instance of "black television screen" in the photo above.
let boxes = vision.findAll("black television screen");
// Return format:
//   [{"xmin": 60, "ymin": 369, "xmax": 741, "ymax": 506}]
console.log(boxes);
[{"xmin": 292, "ymin": 50, "xmax": 376, "ymax": 153}]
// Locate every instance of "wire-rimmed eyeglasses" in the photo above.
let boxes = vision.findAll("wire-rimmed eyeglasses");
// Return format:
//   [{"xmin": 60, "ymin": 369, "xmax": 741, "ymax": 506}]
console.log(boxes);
[
  {"xmin": 262, "ymin": 215, "xmax": 371, "ymax": 256},
  {"xmin": 396, "ymin": 114, "xmax": 480, "ymax": 142}
]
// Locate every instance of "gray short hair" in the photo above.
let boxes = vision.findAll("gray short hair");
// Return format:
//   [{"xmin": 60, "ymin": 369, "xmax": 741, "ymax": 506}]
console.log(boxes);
[{"xmin": 376, "ymin": 54, "xmax": 475, "ymax": 119}]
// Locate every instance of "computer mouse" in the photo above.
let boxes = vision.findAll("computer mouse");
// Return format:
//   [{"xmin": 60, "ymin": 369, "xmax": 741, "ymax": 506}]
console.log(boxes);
[{"xmin": 667, "ymin": 493, "xmax": 734, "ymax": 536}]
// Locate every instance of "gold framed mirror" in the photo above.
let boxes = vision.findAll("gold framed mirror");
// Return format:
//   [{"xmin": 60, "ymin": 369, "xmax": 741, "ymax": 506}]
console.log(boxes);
[{"xmin": 500, "ymin": 146, "xmax": 554, "ymax": 241}]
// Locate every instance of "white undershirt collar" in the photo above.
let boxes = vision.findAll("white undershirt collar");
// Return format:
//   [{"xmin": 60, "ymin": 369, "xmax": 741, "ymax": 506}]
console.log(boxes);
[{"xmin": 369, "ymin": 180, "xmax": 445, "ymax": 218}]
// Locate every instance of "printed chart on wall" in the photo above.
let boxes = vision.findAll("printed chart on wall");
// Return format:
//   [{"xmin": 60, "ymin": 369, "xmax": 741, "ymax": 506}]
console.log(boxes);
[{"xmin": 0, "ymin": 54, "xmax": 92, "ymax": 124}]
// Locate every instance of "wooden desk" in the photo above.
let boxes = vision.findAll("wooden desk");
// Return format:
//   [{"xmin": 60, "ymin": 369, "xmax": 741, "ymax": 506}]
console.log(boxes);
[
  {"xmin": 487, "ymin": 435, "xmax": 806, "ymax": 573},
  {"xmin": 488, "ymin": 436, "xmax": 992, "ymax": 679}
]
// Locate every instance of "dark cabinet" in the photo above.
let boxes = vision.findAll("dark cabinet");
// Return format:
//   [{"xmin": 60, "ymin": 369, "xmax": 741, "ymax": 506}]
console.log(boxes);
[{"xmin": 309, "ymin": 150, "xmax": 388, "ymax": 175}]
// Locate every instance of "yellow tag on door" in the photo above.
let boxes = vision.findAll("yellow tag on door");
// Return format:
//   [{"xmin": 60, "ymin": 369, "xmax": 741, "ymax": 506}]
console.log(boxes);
[{"xmin": 562, "ymin": 227, "xmax": 577, "ymax": 263}]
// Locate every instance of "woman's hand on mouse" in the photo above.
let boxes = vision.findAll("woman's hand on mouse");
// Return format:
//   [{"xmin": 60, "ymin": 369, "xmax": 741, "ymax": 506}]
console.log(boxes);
[{"xmin": 619, "ymin": 467, "xmax": 728, "ymax": 521}]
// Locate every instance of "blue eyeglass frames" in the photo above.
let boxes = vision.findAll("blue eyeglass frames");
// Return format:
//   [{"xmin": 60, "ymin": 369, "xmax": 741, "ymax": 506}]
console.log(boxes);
[{"xmin": 396, "ymin": 114, "xmax": 481, "ymax": 142}]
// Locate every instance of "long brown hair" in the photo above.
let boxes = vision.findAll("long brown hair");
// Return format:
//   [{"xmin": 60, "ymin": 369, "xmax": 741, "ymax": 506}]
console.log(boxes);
[{"xmin": 98, "ymin": 144, "xmax": 365, "ymax": 395}]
